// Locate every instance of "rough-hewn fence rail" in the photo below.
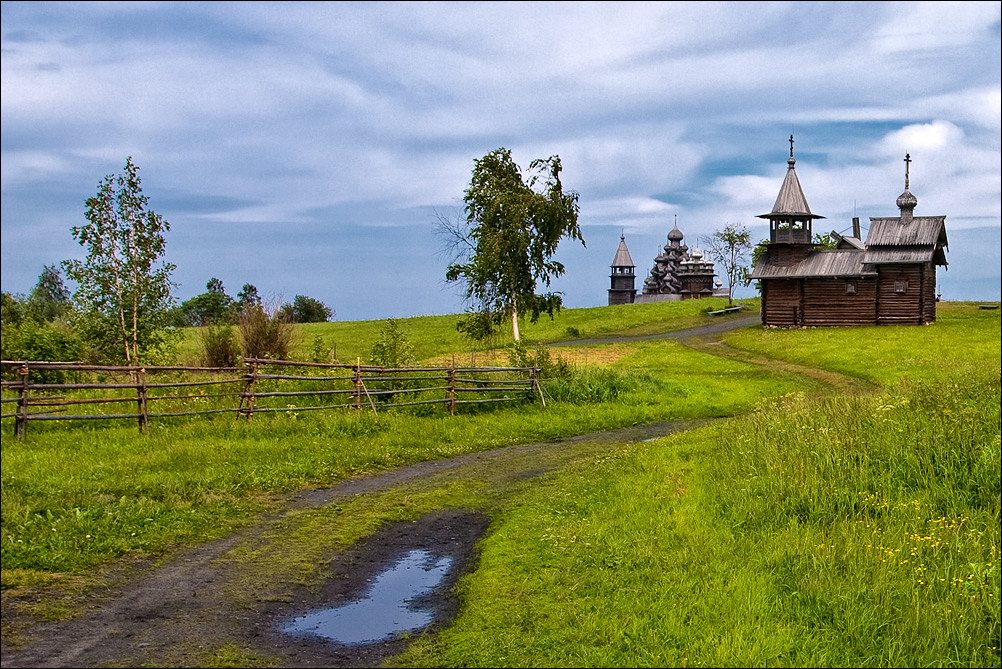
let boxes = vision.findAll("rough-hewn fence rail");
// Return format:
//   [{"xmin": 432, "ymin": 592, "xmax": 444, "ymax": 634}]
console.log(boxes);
[{"xmin": 1, "ymin": 358, "xmax": 543, "ymax": 439}]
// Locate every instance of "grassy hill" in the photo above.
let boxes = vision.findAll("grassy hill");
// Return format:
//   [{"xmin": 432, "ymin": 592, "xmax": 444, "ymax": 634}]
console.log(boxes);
[{"xmin": 2, "ymin": 299, "xmax": 999, "ymax": 667}]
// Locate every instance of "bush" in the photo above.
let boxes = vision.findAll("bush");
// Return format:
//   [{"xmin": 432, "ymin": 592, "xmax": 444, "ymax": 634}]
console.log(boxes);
[
  {"xmin": 199, "ymin": 323, "xmax": 240, "ymax": 367},
  {"xmin": 369, "ymin": 320, "xmax": 415, "ymax": 368},
  {"xmin": 507, "ymin": 340, "xmax": 571, "ymax": 379},
  {"xmin": 238, "ymin": 304, "xmax": 294, "ymax": 360},
  {"xmin": 310, "ymin": 335, "xmax": 336, "ymax": 364},
  {"xmin": 0, "ymin": 320, "xmax": 83, "ymax": 382}
]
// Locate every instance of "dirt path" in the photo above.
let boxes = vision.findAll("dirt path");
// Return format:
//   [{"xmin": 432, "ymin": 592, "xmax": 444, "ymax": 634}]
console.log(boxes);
[
  {"xmin": 2, "ymin": 311, "xmax": 871, "ymax": 668},
  {"xmin": 549, "ymin": 312, "xmax": 761, "ymax": 347},
  {"xmin": 1, "ymin": 420, "xmax": 706, "ymax": 669}
]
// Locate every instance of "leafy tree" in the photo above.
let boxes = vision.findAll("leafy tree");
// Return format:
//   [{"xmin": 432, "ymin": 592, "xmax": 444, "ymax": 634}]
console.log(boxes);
[
  {"xmin": 236, "ymin": 283, "xmax": 261, "ymax": 310},
  {"xmin": 813, "ymin": 231, "xmax": 839, "ymax": 249},
  {"xmin": 1, "ymin": 291, "xmax": 26, "ymax": 328},
  {"xmin": 178, "ymin": 278, "xmax": 234, "ymax": 326},
  {"xmin": 63, "ymin": 157, "xmax": 176, "ymax": 364},
  {"xmin": 443, "ymin": 147, "xmax": 584, "ymax": 342},
  {"xmin": 27, "ymin": 265, "xmax": 72, "ymax": 323},
  {"xmin": 704, "ymin": 224, "xmax": 753, "ymax": 306},
  {"xmin": 280, "ymin": 295, "xmax": 333, "ymax": 323}
]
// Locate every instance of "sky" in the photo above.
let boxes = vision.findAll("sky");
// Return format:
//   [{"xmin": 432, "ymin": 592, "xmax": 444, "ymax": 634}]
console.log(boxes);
[{"xmin": 2, "ymin": 1, "xmax": 1000, "ymax": 321}]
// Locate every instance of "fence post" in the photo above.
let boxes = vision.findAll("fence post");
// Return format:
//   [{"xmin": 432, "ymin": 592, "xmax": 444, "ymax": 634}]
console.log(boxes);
[
  {"xmin": 448, "ymin": 355, "xmax": 457, "ymax": 416},
  {"xmin": 240, "ymin": 359, "xmax": 258, "ymax": 420},
  {"xmin": 353, "ymin": 357, "xmax": 362, "ymax": 411},
  {"xmin": 530, "ymin": 366, "xmax": 546, "ymax": 408},
  {"xmin": 15, "ymin": 363, "xmax": 29, "ymax": 440},
  {"xmin": 136, "ymin": 366, "xmax": 149, "ymax": 433}
]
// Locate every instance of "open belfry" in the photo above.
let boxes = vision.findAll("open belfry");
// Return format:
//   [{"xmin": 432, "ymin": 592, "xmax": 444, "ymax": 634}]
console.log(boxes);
[{"xmin": 751, "ymin": 136, "xmax": 948, "ymax": 326}]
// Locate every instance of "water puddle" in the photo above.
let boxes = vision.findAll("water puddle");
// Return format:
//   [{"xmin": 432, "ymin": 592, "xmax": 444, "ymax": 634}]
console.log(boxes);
[{"xmin": 282, "ymin": 549, "xmax": 454, "ymax": 645}]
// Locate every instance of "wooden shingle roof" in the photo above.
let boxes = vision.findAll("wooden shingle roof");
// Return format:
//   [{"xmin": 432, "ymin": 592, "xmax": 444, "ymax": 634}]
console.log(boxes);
[
  {"xmin": 865, "ymin": 216, "xmax": 947, "ymax": 247},
  {"xmin": 864, "ymin": 216, "xmax": 948, "ymax": 266},
  {"xmin": 611, "ymin": 235, "xmax": 635, "ymax": 267},
  {"xmin": 750, "ymin": 249, "xmax": 876, "ymax": 279}
]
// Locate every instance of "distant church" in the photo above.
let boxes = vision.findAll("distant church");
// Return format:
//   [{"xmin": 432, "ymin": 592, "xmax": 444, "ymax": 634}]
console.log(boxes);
[
  {"xmin": 608, "ymin": 220, "xmax": 723, "ymax": 306},
  {"xmin": 750, "ymin": 136, "xmax": 948, "ymax": 327}
]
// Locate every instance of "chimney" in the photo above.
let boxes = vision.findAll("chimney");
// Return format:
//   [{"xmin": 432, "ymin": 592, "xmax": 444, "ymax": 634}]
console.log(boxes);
[{"xmin": 852, "ymin": 216, "xmax": 861, "ymax": 239}]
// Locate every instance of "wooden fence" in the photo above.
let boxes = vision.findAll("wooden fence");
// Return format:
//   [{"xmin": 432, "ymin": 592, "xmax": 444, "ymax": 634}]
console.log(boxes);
[{"xmin": 0, "ymin": 358, "xmax": 544, "ymax": 439}]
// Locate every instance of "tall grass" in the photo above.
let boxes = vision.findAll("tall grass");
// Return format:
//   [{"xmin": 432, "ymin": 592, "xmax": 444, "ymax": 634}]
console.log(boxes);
[
  {"xmin": 0, "ymin": 339, "xmax": 802, "ymax": 577},
  {"xmin": 395, "ymin": 373, "xmax": 1001, "ymax": 667}
]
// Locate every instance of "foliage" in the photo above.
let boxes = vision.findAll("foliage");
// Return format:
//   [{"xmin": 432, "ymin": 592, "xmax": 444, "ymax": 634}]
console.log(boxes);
[
  {"xmin": 26, "ymin": 265, "xmax": 72, "ymax": 323},
  {"xmin": 199, "ymin": 323, "xmax": 240, "ymax": 368},
  {"xmin": 238, "ymin": 303, "xmax": 294, "ymax": 360},
  {"xmin": 310, "ymin": 335, "xmax": 336, "ymax": 364},
  {"xmin": 704, "ymin": 223, "xmax": 753, "ymax": 305},
  {"xmin": 0, "ymin": 319, "xmax": 83, "ymax": 382},
  {"xmin": 1, "ymin": 291, "xmax": 27, "ymax": 328},
  {"xmin": 443, "ymin": 147, "xmax": 584, "ymax": 341},
  {"xmin": 176, "ymin": 278, "xmax": 235, "ymax": 326},
  {"xmin": 813, "ymin": 231, "xmax": 838, "ymax": 249},
  {"xmin": 236, "ymin": 284, "xmax": 261, "ymax": 310},
  {"xmin": 279, "ymin": 295, "xmax": 333, "ymax": 324},
  {"xmin": 506, "ymin": 340, "xmax": 571, "ymax": 379},
  {"xmin": 369, "ymin": 319, "xmax": 415, "ymax": 368},
  {"xmin": 62, "ymin": 157, "xmax": 177, "ymax": 364}
]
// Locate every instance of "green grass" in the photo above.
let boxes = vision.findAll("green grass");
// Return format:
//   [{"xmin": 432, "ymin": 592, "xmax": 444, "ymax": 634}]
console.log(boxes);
[
  {"xmin": 3, "ymin": 298, "xmax": 999, "ymax": 668},
  {"xmin": 0, "ymin": 337, "xmax": 799, "ymax": 577},
  {"xmin": 394, "ymin": 374, "xmax": 1001, "ymax": 668},
  {"xmin": 722, "ymin": 301, "xmax": 1001, "ymax": 385},
  {"xmin": 176, "ymin": 297, "xmax": 757, "ymax": 364}
]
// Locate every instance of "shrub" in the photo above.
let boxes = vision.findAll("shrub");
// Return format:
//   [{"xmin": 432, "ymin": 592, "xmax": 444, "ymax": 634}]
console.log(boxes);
[
  {"xmin": 507, "ymin": 340, "xmax": 571, "ymax": 379},
  {"xmin": 369, "ymin": 320, "xmax": 415, "ymax": 368},
  {"xmin": 199, "ymin": 323, "xmax": 240, "ymax": 367},
  {"xmin": 310, "ymin": 335, "xmax": 336, "ymax": 364},
  {"xmin": 238, "ymin": 304, "xmax": 294, "ymax": 360}
]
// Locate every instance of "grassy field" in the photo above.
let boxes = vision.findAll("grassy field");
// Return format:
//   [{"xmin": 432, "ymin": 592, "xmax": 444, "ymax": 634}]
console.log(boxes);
[
  {"xmin": 392, "ymin": 303, "xmax": 1001, "ymax": 667},
  {"xmin": 1, "ymin": 299, "xmax": 786, "ymax": 579},
  {"xmin": 2, "ymin": 299, "xmax": 999, "ymax": 667},
  {"xmin": 176, "ymin": 297, "xmax": 758, "ymax": 364}
]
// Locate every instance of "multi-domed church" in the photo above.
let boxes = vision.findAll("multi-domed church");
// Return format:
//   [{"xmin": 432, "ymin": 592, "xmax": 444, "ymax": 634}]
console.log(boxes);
[{"xmin": 607, "ymin": 219, "xmax": 722, "ymax": 306}]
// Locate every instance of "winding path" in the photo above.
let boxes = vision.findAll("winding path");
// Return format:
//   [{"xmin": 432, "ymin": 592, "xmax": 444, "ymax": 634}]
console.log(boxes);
[{"xmin": 1, "ymin": 311, "xmax": 871, "ymax": 668}]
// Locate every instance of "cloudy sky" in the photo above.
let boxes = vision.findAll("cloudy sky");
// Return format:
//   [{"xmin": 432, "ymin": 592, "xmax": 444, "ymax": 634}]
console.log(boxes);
[{"xmin": 2, "ymin": 1, "xmax": 1000, "ymax": 320}]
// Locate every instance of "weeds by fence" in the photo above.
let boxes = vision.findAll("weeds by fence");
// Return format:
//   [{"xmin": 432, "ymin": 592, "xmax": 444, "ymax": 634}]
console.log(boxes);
[{"xmin": 0, "ymin": 358, "xmax": 543, "ymax": 439}]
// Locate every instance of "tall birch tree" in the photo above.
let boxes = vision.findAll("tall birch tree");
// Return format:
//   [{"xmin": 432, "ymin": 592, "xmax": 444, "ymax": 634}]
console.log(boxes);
[{"xmin": 63, "ymin": 157, "xmax": 176, "ymax": 364}]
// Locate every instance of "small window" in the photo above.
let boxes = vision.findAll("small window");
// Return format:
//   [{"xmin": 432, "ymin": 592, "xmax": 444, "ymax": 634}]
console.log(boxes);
[
  {"xmin": 846, "ymin": 281, "xmax": 857, "ymax": 295},
  {"xmin": 894, "ymin": 280, "xmax": 908, "ymax": 294}
]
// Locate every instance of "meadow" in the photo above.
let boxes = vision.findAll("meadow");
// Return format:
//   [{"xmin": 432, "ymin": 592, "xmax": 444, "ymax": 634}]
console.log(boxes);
[
  {"xmin": 391, "ymin": 302, "xmax": 1001, "ymax": 667},
  {"xmin": 2, "ymin": 300, "xmax": 999, "ymax": 667}
]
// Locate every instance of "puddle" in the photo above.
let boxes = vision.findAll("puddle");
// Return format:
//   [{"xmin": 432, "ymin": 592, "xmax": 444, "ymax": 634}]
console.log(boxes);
[{"xmin": 282, "ymin": 549, "xmax": 454, "ymax": 645}]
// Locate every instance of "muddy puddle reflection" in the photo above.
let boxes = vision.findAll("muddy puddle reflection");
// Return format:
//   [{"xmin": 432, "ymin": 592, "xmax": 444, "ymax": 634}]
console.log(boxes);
[{"xmin": 282, "ymin": 549, "xmax": 454, "ymax": 645}]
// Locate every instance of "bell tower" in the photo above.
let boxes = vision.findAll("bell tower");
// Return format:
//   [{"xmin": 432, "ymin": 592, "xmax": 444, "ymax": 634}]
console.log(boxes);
[
  {"xmin": 608, "ymin": 233, "xmax": 637, "ymax": 305},
  {"xmin": 756, "ymin": 135, "xmax": 825, "ymax": 262}
]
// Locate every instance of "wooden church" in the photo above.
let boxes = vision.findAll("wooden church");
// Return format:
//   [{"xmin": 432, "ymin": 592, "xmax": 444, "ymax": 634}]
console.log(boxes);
[{"xmin": 751, "ymin": 137, "xmax": 948, "ymax": 327}]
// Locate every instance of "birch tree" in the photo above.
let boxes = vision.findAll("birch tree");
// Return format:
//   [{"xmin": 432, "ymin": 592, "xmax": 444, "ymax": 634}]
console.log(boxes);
[
  {"xmin": 63, "ymin": 157, "xmax": 176, "ymax": 364},
  {"xmin": 443, "ymin": 148, "xmax": 583, "ymax": 342}
]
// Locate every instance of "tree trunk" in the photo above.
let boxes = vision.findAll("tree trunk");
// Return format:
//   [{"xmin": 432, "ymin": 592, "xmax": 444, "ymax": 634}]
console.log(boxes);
[{"xmin": 510, "ymin": 303, "xmax": 521, "ymax": 342}]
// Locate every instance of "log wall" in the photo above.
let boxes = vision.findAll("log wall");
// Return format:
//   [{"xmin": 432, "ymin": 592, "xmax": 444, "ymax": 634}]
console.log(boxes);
[
  {"xmin": 802, "ymin": 278, "xmax": 877, "ymax": 326},
  {"xmin": 761, "ymin": 279, "xmax": 803, "ymax": 326},
  {"xmin": 877, "ymin": 265, "xmax": 924, "ymax": 325}
]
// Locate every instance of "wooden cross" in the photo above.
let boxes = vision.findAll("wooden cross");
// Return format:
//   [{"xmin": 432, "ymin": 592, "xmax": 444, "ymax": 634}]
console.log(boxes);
[{"xmin": 904, "ymin": 153, "xmax": 911, "ymax": 190}]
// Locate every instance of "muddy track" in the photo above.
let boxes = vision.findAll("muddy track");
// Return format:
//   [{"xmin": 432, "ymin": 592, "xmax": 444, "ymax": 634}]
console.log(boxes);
[
  {"xmin": 1, "ymin": 312, "xmax": 869, "ymax": 668},
  {"xmin": 1, "ymin": 420, "xmax": 706, "ymax": 668}
]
